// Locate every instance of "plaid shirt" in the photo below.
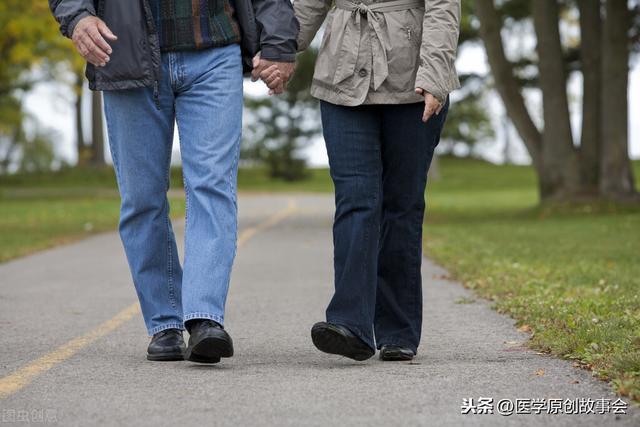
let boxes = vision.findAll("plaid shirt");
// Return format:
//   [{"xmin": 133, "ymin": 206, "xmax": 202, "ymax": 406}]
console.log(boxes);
[{"xmin": 150, "ymin": 0, "xmax": 241, "ymax": 52}]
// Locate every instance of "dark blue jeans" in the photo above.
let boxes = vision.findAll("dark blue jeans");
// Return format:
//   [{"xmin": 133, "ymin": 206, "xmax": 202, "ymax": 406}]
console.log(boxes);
[{"xmin": 320, "ymin": 100, "xmax": 449, "ymax": 354}]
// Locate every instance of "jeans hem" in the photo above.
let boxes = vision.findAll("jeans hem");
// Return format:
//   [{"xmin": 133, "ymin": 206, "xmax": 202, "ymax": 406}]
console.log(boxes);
[
  {"xmin": 183, "ymin": 312, "xmax": 225, "ymax": 326},
  {"xmin": 326, "ymin": 317, "xmax": 375, "ymax": 351},
  {"xmin": 148, "ymin": 322, "xmax": 185, "ymax": 336},
  {"xmin": 376, "ymin": 340, "xmax": 418, "ymax": 354}
]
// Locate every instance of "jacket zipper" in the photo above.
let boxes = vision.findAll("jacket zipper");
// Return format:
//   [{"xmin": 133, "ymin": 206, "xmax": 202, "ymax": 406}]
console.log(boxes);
[{"xmin": 141, "ymin": 0, "xmax": 162, "ymax": 109}]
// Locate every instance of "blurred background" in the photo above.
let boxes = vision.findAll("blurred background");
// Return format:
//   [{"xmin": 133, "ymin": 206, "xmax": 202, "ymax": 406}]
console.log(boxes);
[{"xmin": 0, "ymin": 0, "xmax": 639, "ymax": 402}]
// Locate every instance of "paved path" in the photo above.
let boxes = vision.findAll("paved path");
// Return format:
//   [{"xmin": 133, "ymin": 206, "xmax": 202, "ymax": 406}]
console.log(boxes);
[{"xmin": 0, "ymin": 194, "xmax": 637, "ymax": 426}]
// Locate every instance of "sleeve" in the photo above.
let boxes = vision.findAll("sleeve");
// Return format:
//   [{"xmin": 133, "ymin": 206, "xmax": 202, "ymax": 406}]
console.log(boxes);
[
  {"xmin": 293, "ymin": 0, "xmax": 333, "ymax": 52},
  {"xmin": 48, "ymin": 0, "xmax": 97, "ymax": 39},
  {"xmin": 253, "ymin": 0, "xmax": 300, "ymax": 62},
  {"xmin": 415, "ymin": 0, "xmax": 462, "ymax": 103}
]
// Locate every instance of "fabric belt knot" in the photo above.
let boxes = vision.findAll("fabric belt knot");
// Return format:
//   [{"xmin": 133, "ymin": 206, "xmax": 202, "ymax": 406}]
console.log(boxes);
[
  {"xmin": 333, "ymin": 0, "xmax": 424, "ymax": 90},
  {"xmin": 355, "ymin": 2, "xmax": 371, "ymax": 15}
]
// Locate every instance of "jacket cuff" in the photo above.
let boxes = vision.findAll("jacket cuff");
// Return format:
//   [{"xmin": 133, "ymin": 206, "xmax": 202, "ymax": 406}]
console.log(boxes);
[
  {"xmin": 260, "ymin": 45, "xmax": 297, "ymax": 63},
  {"xmin": 415, "ymin": 71, "xmax": 460, "ymax": 104},
  {"xmin": 65, "ymin": 11, "xmax": 94, "ymax": 38}
]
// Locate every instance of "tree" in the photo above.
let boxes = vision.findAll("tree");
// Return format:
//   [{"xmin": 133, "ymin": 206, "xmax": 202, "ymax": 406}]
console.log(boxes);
[
  {"xmin": 437, "ymin": 0, "xmax": 495, "ymax": 158},
  {"xmin": 439, "ymin": 89, "xmax": 495, "ymax": 158},
  {"xmin": 600, "ymin": 0, "xmax": 635, "ymax": 196},
  {"xmin": 0, "ymin": 0, "xmax": 78, "ymax": 173},
  {"xmin": 475, "ymin": 0, "xmax": 638, "ymax": 201},
  {"xmin": 243, "ymin": 48, "xmax": 321, "ymax": 181}
]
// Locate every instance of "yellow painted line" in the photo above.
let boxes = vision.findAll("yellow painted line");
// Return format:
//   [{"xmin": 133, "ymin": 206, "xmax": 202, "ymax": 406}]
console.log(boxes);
[
  {"xmin": 237, "ymin": 198, "xmax": 297, "ymax": 246},
  {"xmin": 0, "ymin": 303, "xmax": 140, "ymax": 399},
  {"xmin": 0, "ymin": 198, "xmax": 298, "ymax": 399}
]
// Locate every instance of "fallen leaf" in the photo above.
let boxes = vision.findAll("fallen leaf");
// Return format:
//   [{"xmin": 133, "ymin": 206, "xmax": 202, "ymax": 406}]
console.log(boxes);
[
  {"xmin": 518, "ymin": 324, "xmax": 532, "ymax": 333},
  {"xmin": 534, "ymin": 369, "xmax": 545, "ymax": 376}
]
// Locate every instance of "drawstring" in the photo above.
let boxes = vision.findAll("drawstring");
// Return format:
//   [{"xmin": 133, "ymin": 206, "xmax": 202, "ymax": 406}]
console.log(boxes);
[{"xmin": 153, "ymin": 80, "xmax": 160, "ymax": 110}]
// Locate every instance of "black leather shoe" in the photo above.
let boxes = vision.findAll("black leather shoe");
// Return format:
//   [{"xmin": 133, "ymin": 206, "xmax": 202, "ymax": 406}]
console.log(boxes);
[
  {"xmin": 147, "ymin": 329, "xmax": 185, "ymax": 361},
  {"xmin": 379, "ymin": 345, "xmax": 415, "ymax": 361},
  {"xmin": 184, "ymin": 320, "xmax": 234, "ymax": 364},
  {"xmin": 311, "ymin": 322, "xmax": 375, "ymax": 361}
]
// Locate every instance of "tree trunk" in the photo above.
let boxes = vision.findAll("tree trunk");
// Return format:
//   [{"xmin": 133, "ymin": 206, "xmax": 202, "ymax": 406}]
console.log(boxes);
[
  {"xmin": 531, "ymin": 0, "xmax": 581, "ymax": 199},
  {"xmin": 475, "ymin": 0, "xmax": 543, "ymax": 173},
  {"xmin": 577, "ymin": 0, "xmax": 602, "ymax": 193},
  {"xmin": 0, "ymin": 125, "xmax": 21, "ymax": 174},
  {"xmin": 74, "ymin": 72, "xmax": 86, "ymax": 166},
  {"xmin": 91, "ymin": 91, "xmax": 105, "ymax": 166},
  {"xmin": 600, "ymin": 0, "xmax": 636, "ymax": 197}
]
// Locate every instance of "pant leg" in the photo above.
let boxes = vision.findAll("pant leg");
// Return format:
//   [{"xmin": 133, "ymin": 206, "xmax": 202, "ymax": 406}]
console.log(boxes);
[
  {"xmin": 172, "ymin": 44, "xmax": 243, "ymax": 326},
  {"xmin": 103, "ymin": 59, "xmax": 184, "ymax": 335},
  {"xmin": 320, "ymin": 101, "xmax": 383, "ymax": 350},
  {"xmin": 374, "ymin": 100, "xmax": 450, "ymax": 353}
]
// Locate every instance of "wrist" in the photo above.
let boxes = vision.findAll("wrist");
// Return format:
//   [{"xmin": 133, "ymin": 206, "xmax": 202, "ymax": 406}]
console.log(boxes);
[{"xmin": 68, "ymin": 11, "xmax": 94, "ymax": 39}]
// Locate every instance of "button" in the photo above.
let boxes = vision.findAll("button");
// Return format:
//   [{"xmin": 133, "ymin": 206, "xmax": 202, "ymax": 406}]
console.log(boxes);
[{"xmin": 358, "ymin": 69, "xmax": 368, "ymax": 77}]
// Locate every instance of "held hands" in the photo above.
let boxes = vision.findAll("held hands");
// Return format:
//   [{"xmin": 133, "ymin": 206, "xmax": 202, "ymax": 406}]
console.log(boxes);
[
  {"xmin": 251, "ymin": 53, "xmax": 296, "ymax": 95},
  {"xmin": 415, "ymin": 88, "xmax": 443, "ymax": 123},
  {"xmin": 72, "ymin": 16, "xmax": 117, "ymax": 67}
]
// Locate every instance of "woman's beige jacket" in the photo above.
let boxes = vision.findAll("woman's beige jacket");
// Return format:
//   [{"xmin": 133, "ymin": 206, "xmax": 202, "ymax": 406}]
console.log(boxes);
[{"xmin": 294, "ymin": 0, "xmax": 461, "ymax": 106}]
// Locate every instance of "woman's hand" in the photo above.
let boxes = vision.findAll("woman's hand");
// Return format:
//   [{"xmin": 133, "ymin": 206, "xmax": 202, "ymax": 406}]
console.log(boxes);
[
  {"xmin": 415, "ymin": 88, "xmax": 442, "ymax": 123},
  {"xmin": 252, "ymin": 53, "xmax": 295, "ymax": 95}
]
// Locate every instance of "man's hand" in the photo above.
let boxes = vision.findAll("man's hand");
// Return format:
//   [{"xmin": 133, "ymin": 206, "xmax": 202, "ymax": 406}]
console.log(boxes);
[
  {"xmin": 251, "ymin": 53, "xmax": 296, "ymax": 95},
  {"xmin": 415, "ymin": 88, "xmax": 443, "ymax": 123},
  {"xmin": 72, "ymin": 16, "xmax": 117, "ymax": 67}
]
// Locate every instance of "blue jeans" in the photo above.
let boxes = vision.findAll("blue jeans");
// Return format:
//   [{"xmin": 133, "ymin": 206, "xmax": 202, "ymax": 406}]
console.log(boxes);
[
  {"xmin": 103, "ymin": 44, "xmax": 243, "ymax": 335},
  {"xmin": 320, "ymin": 100, "xmax": 449, "ymax": 353}
]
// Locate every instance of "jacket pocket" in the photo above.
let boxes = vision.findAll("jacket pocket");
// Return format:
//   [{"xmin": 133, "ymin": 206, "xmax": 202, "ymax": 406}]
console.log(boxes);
[{"xmin": 96, "ymin": 0, "xmax": 153, "ymax": 86}]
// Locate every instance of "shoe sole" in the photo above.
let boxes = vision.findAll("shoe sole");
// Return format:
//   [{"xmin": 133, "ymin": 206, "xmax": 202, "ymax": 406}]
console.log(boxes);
[
  {"xmin": 185, "ymin": 336, "xmax": 233, "ymax": 364},
  {"xmin": 146, "ymin": 351, "xmax": 184, "ymax": 362},
  {"xmin": 380, "ymin": 352, "xmax": 414, "ymax": 362},
  {"xmin": 311, "ymin": 323, "xmax": 374, "ymax": 361}
]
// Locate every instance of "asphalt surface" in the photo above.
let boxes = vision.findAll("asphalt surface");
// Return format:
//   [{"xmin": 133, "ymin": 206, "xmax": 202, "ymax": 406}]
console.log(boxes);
[{"xmin": 0, "ymin": 194, "xmax": 637, "ymax": 426}]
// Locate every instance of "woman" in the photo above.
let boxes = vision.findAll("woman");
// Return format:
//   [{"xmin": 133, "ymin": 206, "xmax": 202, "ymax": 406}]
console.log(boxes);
[{"xmin": 274, "ymin": 0, "xmax": 460, "ymax": 361}]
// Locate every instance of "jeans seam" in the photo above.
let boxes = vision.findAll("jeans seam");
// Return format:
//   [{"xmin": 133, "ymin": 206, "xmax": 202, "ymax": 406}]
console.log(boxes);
[
  {"xmin": 363, "ymin": 140, "xmax": 382, "ymax": 340},
  {"xmin": 164, "ymin": 146, "xmax": 178, "ymax": 312},
  {"xmin": 228, "ymin": 130, "xmax": 241, "ymax": 275},
  {"xmin": 104, "ymin": 99, "xmax": 121, "ymax": 183}
]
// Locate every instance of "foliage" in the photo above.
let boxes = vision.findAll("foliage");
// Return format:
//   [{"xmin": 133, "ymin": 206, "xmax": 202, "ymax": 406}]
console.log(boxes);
[
  {"xmin": 440, "ymin": 90, "xmax": 495, "ymax": 156},
  {"xmin": 0, "ymin": 0, "xmax": 79, "ymax": 174},
  {"xmin": 434, "ymin": 0, "xmax": 495, "ymax": 154}
]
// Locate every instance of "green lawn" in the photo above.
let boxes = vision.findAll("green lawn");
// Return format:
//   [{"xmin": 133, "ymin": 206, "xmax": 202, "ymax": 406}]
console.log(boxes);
[
  {"xmin": 1, "ymin": 159, "xmax": 639, "ymax": 401},
  {"xmin": 0, "ymin": 166, "xmax": 331, "ymax": 262},
  {"xmin": 425, "ymin": 158, "xmax": 640, "ymax": 401}
]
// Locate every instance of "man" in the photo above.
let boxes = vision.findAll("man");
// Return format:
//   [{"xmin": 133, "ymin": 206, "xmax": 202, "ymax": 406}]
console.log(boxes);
[{"xmin": 48, "ymin": 0, "xmax": 298, "ymax": 363}]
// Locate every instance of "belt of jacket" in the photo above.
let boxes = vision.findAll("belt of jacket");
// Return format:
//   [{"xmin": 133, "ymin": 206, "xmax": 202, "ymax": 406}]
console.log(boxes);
[{"xmin": 333, "ymin": 0, "xmax": 424, "ymax": 90}]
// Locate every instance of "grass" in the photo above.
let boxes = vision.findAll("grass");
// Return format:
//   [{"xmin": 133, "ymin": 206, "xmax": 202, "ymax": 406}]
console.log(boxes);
[
  {"xmin": 0, "ymin": 166, "xmax": 332, "ymax": 262},
  {"xmin": 425, "ymin": 157, "xmax": 640, "ymax": 402},
  {"xmin": 1, "ymin": 159, "xmax": 639, "ymax": 402}
]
